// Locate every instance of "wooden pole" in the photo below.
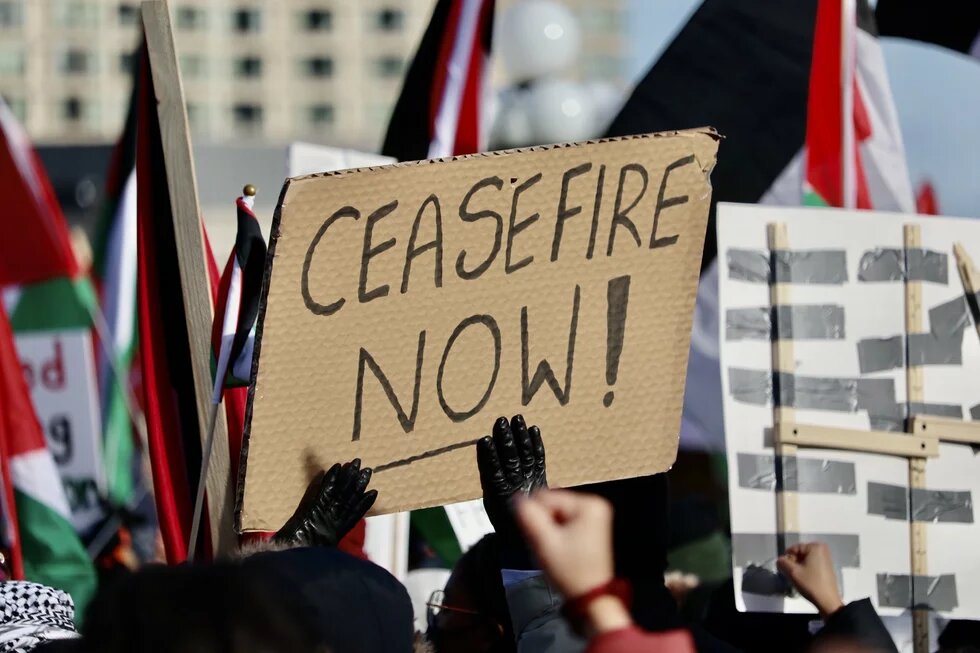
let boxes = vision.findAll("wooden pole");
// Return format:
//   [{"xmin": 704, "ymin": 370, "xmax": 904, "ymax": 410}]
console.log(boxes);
[
  {"xmin": 768, "ymin": 224, "xmax": 799, "ymax": 553},
  {"xmin": 953, "ymin": 242, "xmax": 980, "ymax": 345},
  {"xmin": 904, "ymin": 224, "xmax": 929, "ymax": 653},
  {"xmin": 142, "ymin": 0, "xmax": 235, "ymax": 555}
]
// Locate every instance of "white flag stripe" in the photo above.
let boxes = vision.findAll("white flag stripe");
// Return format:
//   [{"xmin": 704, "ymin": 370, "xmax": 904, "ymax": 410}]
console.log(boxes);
[
  {"xmin": 855, "ymin": 28, "xmax": 914, "ymax": 213},
  {"xmin": 211, "ymin": 259, "xmax": 242, "ymax": 404},
  {"xmin": 10, "ymin": 450, "xmax": 71, "ymax": 520},
  {"xmin": 428, "ymin": 0, "xmax": 484, "ymax": 159},
  {"xmin": 99, "ymin": 170, "xmax": 138, "ymax": 397}
]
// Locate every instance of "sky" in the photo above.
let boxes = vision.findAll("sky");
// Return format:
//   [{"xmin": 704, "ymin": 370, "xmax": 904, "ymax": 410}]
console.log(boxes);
[{"xmin": 624, "ymin": 0, "xmax": 980, "ymax": 218}]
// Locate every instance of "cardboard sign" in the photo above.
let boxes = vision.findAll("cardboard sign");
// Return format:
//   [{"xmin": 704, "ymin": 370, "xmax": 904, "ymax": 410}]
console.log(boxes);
[
  {"xmin": 239, "ymin": 129, "xmax": 719, "ymax": 530},
  {"xmin": 16, "ymin": 331, "xmax": 105, "ymax": 532}
]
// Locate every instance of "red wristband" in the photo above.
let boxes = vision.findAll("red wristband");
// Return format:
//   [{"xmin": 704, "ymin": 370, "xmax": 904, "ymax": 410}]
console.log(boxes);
[{"xmin": 561, "ymin": 578, "xmax": 632, "ymax": 635}]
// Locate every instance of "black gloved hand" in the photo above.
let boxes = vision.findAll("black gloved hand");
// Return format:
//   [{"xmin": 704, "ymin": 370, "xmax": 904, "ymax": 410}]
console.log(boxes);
[
  {"xmin": 477, "ymin": 415, "xmax": 546, "ymax": 568},
  {"xmin": 273, "ymin": 458, "xmax": 377, "ymax": 548}
]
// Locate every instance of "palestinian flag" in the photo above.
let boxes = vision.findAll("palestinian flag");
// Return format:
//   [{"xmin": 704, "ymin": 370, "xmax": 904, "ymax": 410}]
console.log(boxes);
[
  {"xmin": 210, "ymin": 193, "xmax": 266, "ymax": 399},
  {"xmin": 135, "ymin": 43, "xmax": 249, "ymax": 561},
  {"xmin": 607, "ymin": 0, "xmax": 913, "ymax": 456},
  {"xmin": 136, "ymin": 43, "xmax": 203, "ymax": 563},
  {"xmin": 0, "ymin": 96, "xmax": 107, "ymax": 536},
  {"xmin": 605, "ymin": 0, "xmax": 819, "ymax": 271},
  {"xmin": 382, "ymin": 0, "xmax": 495, "ymax": 161},
  {"xmin": 0, "ymin": 97, "xmax": 78, "ymax": 286},
  {"xmin": 92, "ymin": 44, "xmax": 140, "ymax": 507},
  {"xmin": 769, "ymin": 0, "xmax": 914, "ymax": 212},
  {"xmin": 0, "ymin": 299, "xmax": 96, "ymax": 612}
]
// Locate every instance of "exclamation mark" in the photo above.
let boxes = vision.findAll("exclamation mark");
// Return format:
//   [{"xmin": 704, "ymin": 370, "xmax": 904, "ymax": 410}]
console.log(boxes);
[{"xmin": 604, "ymin": 275, "xmax": 631, "ymax": 407}]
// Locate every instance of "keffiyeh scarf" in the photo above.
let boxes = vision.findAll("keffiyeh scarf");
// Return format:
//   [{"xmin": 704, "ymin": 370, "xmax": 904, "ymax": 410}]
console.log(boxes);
[{"xmin": 0, "ymin": 582, "xmax": 78, "ymax": 652}]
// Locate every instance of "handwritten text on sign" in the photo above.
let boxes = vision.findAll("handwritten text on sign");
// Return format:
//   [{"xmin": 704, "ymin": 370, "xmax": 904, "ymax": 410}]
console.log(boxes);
[{"xmin": 241, "ymin": 131, "xmax": 718, "ymax": 528}]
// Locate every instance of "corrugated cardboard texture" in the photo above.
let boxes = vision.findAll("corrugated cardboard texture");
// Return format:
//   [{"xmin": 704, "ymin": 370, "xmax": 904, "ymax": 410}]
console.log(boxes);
[{"xmin": 239, "ymin": 129, "xmax": 719, "ymax": 531}]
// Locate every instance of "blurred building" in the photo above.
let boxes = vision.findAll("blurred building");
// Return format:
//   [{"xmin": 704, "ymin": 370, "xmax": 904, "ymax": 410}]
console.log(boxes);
[
  {"xmin": 4, "ymin": 0, "xmax": 628, "ymax": 148},
  {"xmin": 0, "ymin": 0, "xmax": 437, "ymax": 149}
]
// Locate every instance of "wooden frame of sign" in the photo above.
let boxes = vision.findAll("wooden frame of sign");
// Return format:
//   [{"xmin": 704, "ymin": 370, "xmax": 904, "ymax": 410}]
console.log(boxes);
[{"xmin": 768, "ymin": 222, "xmax": 980, "ymax": 653}]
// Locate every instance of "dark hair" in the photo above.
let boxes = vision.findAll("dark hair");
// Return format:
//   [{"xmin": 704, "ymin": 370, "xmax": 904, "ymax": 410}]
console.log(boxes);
[{"xmin": 80, "ymin": 562, "xmax": 324, "ymax": 653}]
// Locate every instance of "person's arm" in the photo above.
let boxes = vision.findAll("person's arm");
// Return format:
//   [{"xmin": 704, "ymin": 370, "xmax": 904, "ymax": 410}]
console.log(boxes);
[
  {"xmin": 515, "ymin": 490, "xmax": 693, "ymax": 653},
  {"xmin": 777, "ymin": 542, "xmax": 898, "ymax": 653}
]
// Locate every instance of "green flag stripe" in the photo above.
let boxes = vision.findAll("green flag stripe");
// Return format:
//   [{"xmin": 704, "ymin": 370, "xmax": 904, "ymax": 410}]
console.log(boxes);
[
  {"xmin": 10, "ymin": 277, "xmax": 95, "ymax": 332},
  {"xmin": 16, "ymin": 489, "xmax": 97, "ymax": 621}
]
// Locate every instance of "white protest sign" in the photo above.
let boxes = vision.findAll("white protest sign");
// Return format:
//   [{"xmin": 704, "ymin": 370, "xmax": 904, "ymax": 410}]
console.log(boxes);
[
  {"xmin": 718, "ymin": 203, "xmax": 980, "ymax": 619},
  {"xmin": 16, "ymin": 331, "xmax": 105, "ymax": 532}
]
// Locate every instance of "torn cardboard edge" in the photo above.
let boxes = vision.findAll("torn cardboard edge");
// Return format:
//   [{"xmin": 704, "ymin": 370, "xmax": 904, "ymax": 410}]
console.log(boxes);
[{"xmin": 289, "ymin": 127, "xmax": 722, "ymax": 182}]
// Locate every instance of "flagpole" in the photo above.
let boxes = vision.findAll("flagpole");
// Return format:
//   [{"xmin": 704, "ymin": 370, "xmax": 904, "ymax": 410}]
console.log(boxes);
[
  {"xmin": 86, "ymin": 299, "xmax": 149, "ymax": 449},
  {"xmin": 187, "ymin": 399, "xmax": 220, "ymax": 561}
]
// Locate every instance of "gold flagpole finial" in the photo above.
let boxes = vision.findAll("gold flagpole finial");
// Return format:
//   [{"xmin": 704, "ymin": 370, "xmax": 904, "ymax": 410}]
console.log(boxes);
[{"xmin": 243, "ymin": 184, "xmax": 257, "ymax": 197}]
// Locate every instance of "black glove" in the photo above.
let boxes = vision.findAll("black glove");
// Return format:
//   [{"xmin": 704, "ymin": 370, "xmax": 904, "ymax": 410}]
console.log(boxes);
[
  {"xmin": 477, "ymin": 415, "xmax": 546, "ymax": 568},
  {"xmin": 273, "ymin": 458, "xmax": 377, "ymax": 548}
]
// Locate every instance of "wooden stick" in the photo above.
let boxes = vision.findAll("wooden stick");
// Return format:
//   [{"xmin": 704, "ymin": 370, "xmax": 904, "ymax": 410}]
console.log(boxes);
[
  {"xmin": 142, "ymin": 0, "xmax": 235, "ymax": 556},
  {"xmin": 768, "ymin": 223, "xmax": 799, "ymax": 540},
  {"xmin": 953, "ymin": 242, "xmax": 980, "ymax": 345},
  {"xmin": 775, "ymin": 423, "xmax": 938, "ymax": 458},
  {"xmin": 905, "ymin": 224, "xmax": 929, "ymax": 653},
  {"xmin": 911, "ymin": 415, "xmax": 980, "ymax": 445},
  {"xmin": 188, "ymin": 401, "xmax": 220, "ymax": 561}
]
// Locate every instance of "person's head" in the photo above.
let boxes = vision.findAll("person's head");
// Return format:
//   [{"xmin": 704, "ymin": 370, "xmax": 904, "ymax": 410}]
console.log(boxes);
[
  {"xmin": 427, "ymin": 534, "xmax": 514, "ymax": 653},
  {"xmin": 81, "ymin": 562, "xmax": 323, "ymax": 653}
]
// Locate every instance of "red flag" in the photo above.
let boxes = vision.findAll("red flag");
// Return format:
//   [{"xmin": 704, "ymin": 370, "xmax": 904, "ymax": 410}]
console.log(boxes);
[
  {"xmin": 0, "ymin": 99, "xmax": 78, "ymax": 285},
  {"xmin": 0, "ymin": 306, "xmax": 24, "ymax": 579},
  {"xmin": 202, "ymin": 230, "xmax": 249, "ymax": 486},
  {"xmin": 804, "ymin": 0, "xmax": 871, "ymax": 208}
]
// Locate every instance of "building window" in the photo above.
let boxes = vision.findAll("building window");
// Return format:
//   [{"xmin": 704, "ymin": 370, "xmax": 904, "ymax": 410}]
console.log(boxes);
[
  {"xmin": 118, "ymin": 51, "xmax": 135, "ymax": 74},
  {"xmin": 176, "ymin": 6, "xmax": 206, "ymax": 29},
  {"xmin": 234, "ymin": 56, "xmax": 262, "ymax": 78},
  {"xmin": 376, "ymin": 8, "xmax": 403, "ymax": 31},
  {"xmin": 307, "ymin": 104, "xmax": 334, "ymax": 126},
  {"xmin": 60, "ymin": 49, "xmax": 94, "ymax": 75},
  {"xmin": 233, "ymin": 8, "xmax": 261, "ymax": 33},
  {"xmin": 0, "ymin": 48, "xmax": 24, "ymax": 75},
  {"xmin": 232, "ymin": 103, "xmax": 262, "ymax": 129},
  {"xmin": 186, "ymin": 102, "xmax": 206, "ymax": 130},
  {"xmin": 0, "ymin": 0, "xmax": 24, "ymax": 27},
  {"xmin": 54, "ymin": 1, "xmax": 99, "ymax": 28},
  {"xmin": 179, "ymin": 54, "xmax": 206, "ymax": 78},
  {"xmin": 63, "ymin": 96, "xmax": 83, "ymax": 120},
  {"xmin": 301, "ymin": 56, "xmax": 333, "ymax": 78},
  {"xmin": 302, "ymin": 8, "xmax": 331, "ymax": 31},
  {"xmin": 5, "ymin": 96, "xmax": 25, "ymax": 121},
  {"xmin": 373, "ymin": 56, "xmax": 403, "ymax": 78},
  {"xmin": 117, "ymin": 3, "xmax": 138, "ymax": 26}
]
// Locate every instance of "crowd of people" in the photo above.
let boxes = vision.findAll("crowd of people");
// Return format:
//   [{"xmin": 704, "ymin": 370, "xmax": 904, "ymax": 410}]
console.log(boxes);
[{"xmin": 0, "ymin": 415, "xmax": 964, "ymax": 652}]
